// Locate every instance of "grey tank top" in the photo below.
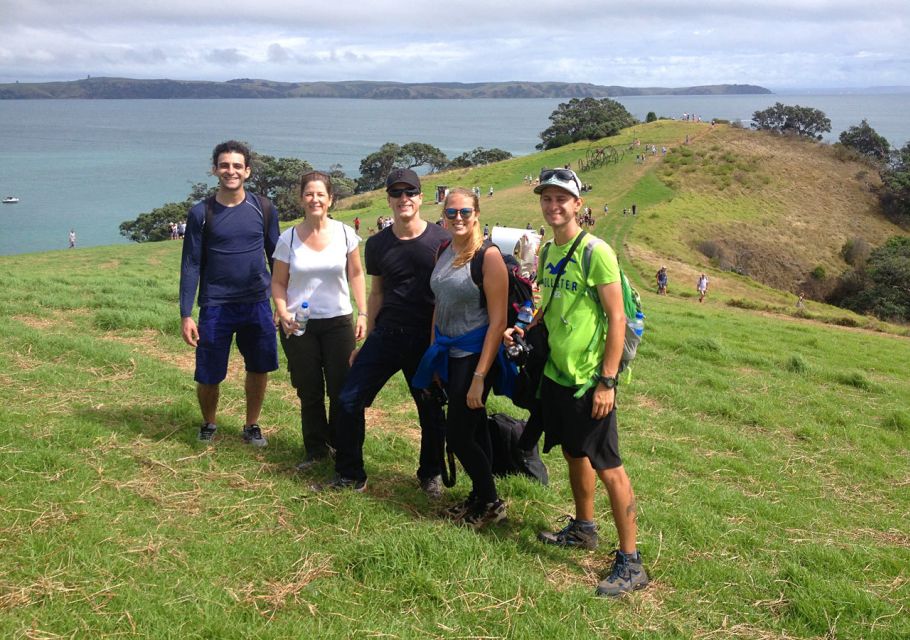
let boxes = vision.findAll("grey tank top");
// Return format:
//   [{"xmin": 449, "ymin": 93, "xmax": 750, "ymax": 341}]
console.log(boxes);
[{"xmin": 431, "ymin": 245, "xmax": 489, "ymax": 358}]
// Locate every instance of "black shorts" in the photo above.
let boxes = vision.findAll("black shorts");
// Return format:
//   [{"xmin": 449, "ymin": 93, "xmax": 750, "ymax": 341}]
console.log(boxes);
[{"xmin": 540, "ymin": 376, "xmax": 621, "ymax": 470}]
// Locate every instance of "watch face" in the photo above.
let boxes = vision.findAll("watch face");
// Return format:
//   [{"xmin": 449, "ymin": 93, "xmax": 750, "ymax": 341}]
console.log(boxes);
[{"xmin": 600, "ymin": 376, "xmax": 616, "ymax": 388}]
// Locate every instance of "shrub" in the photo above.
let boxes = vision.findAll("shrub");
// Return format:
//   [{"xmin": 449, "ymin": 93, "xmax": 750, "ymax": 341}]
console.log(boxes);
[
  {"xmin": 348, "ymin": 199, "xmax": 372, "ymax": 210},
  {"xmin": 810, "ymin": 265, "xmax": 826, "ymax": 280}
]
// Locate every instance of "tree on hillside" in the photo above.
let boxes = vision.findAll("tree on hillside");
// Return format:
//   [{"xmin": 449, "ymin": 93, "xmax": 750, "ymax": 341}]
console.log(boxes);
[
  {"xmin": 537, "ymin": 97, "xmax": 637, "ymax": 150},
  {"xmin": 249, "ymin": 153, "xmax": 313, "ymax": 219},
  {"xmin": 356, "ymin": 142, "xmax": 449, "ymax": 192},
  {"xmin": 751, "ymin": 102, "xmax": 831, "ymax": 140},
  {"xmin": 119, "ymin": 201, "xmax": 190, "ymax": 243},
  {"xmin": 839, "ymin": 119, "xmax": 891, "ymax": 163},
  {"xmin": 878, "ymin": 141, "xmax": 910, "ymax": 228},
  {"xmin": 828, "ymin": 236, "xmax": 910, "ymax": 322},
  {"xmin": 448, "ymin": 147, "xmax": 513, "ymax": 168},
  {"xmin": 864, "ymin": 236, "xmax": 910, "ymax": 320}
]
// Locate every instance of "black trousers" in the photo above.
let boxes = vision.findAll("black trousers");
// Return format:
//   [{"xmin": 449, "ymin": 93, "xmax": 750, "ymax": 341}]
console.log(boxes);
[
  {"xmin": 445, "ymin": 354, "xmax": 498, "ymax": 504},
  {"xmin": 279, "ymin": 315, "xmax": 354, "ymax": 459}
]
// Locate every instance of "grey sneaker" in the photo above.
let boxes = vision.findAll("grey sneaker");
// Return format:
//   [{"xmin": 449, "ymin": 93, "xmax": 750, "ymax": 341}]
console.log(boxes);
[
  {"xmin": 419, "ymin": 474, "xmax": 443, "ymax": 500},
  {"xmin": 198, "ymin": 422, "xmax": 217, "ymax": 442},
  {"xmin": 596, "ymin": 550, "xmax": 649, "ymax": 597},
  {"xmin": 462, "ymin": 499, "xmax": 507, "ymax": 529},
  {"xmin": 312, "ymin": 474, "xmax": 367, "ymax": 493},
  {"xmin": 241, "ymin": 424, "xmax": 268, "ymax": 448},
  {"xmin": 537, "ymin": 516, "xmax": 599, "ymax": 550}
]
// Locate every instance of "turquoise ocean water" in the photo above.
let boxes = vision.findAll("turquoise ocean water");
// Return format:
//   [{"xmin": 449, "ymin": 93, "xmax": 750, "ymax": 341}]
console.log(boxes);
[{"xmin": 1, "ymin": 93, "xmax": 908, "ymax": 255}]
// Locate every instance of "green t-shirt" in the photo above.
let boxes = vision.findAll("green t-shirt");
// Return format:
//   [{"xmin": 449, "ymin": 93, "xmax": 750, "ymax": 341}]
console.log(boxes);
[{"xmin": 537, "ymin": 232, "xmax": 620, "ymax": 387}]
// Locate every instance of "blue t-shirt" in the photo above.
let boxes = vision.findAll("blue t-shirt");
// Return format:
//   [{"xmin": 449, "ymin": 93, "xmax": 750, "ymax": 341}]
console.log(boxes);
[{"xmin": 179, "ymin": 194, "xmax": 279, "ymax": 317}]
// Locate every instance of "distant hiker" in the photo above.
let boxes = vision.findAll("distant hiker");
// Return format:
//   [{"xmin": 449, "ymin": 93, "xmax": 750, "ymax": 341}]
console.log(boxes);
[
  {"xmin": 179, "ymin": 140, "xmax": 279, "ymax": 447},
  {"xmin": 271, "ymin": 171, "xmax": 367, "ymax": 471},
  {"xmin": 68, "ymin": 229, "xmax": 76, "ymax": 248},
  {"xmin": 353, "ymin": 216, "xmax": 360, "ymax": 234},
  {"xmin": 796, "ymin": 293, "xmax": 805, "ymax": 309},
  {"xmin": 316, "ymin": 168, "xmax": 447, "ymax": 495},
  {"xmin": 697, "ymin": 273, "xmax": 709, "ymax": 302},
  {"xmin": 488, "ymin": 186, "xmax": 494, "ymax": 198},
  {"xmin": 631, "ymin": 203, "xmax": 637, "ymax": 216},
  {"xmin": 505, "ymin": 167, "xmax": 649, "ymax": 597},
  {"xmin": 603, "ymin": 204, "xmax": 609, "ymax": 214},
  {"xmin": 656, "ymin": 266, "xmax": 668, "ymax": 295},
  {"xmin": 483, "ymin": 223, "xmax": 490, "ymax": 238}
]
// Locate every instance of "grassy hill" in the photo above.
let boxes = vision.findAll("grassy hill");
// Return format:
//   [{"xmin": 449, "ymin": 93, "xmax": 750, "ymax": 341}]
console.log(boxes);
[{"xmin": 1, "ymin": 122, "xmax": 908, "ymax": 639}]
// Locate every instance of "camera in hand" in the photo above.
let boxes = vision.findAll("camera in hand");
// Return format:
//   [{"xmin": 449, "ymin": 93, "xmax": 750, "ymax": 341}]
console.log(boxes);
[{"xmin": 506, "ymin": 333, "xmax": 533, "ymax": 365}]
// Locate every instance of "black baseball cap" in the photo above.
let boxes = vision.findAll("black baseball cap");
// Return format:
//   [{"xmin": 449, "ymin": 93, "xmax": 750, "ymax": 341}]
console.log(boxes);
[{"xmin": 385, "ymin": 167, "xmax": 421, "ymax": 191}]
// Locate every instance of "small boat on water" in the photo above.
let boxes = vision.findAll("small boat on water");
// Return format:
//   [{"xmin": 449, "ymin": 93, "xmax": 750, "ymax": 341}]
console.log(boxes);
[{"xmin": 2, "ymin": 196, "xmax": 19, "ymax": 204}]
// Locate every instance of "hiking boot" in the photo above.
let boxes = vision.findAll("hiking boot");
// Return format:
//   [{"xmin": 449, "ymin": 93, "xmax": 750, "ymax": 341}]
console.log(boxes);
[
  {"xmin": 537, "ymin": 516, "xmax": 599, "ymax": 550},
  {"xmin": 443, "ymin": 494, "xmax": 478, "ymax": 520},
  {"xmin": 198, "ymin": 422, "xmax": 217, "ymax": 442},
  {"xmin": 312, "ymin": 473, "xmax": 367, "ymax": 493},
  {"xmin": 241, "ymin": 424, "xmax": 268, "ymax": 448},
  {"xmin": 419, "ymin": 474, "xmax": 443, "ymax": 500},
  {"xmin": 596, "ymin": 550, "xmax": 649, "ymax": 597},
  {"xmin": 462, "ymin": 499, "xmax": 507, "ymax": 529}
]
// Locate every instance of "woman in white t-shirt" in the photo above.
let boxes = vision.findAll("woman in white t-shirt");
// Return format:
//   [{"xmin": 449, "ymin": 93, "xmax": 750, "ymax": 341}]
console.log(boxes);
[{"xmin": 272, "ymin": 171, "xmax": 367, "ymax": 470}]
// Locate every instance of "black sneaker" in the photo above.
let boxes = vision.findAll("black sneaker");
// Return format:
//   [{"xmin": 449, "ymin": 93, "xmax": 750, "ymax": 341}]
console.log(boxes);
[
  {"xmin": 462, "ymin": 499, "xmax": 507, "ymax": 529},
  {"xmin": 241, "ymin": 424, "xmax": 268, "ymax": 448},
  {"xmin": 312, "ymin": 474, "xmax": 367, "ymax": 493},
  {"xmin": 443, "ymin": 494, "xmax": 478, "ymax": 520},
  {"xmin": 419, "ymin": 474, "xmax": 443, "ymax": 500},
  {"xmin": 537, "ymin": 516, "xmax": 599, "ymax": 549},
  {"xmin": 198, "ymin": 422, "xmax": 217, "ymax": 442},
  {"xmin": 596, "ymin": 550, "xmax": 649, "ymax": 597}
]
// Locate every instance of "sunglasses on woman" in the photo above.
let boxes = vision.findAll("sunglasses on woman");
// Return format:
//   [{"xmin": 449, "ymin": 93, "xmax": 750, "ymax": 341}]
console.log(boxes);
[{"xmin": 443, "ymin": 207, "xmax": 475, "ymax": 220}]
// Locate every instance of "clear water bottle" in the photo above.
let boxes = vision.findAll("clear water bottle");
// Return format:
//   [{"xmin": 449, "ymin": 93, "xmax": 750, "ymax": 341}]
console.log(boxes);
[
  {"xmin": 628, "ymin": 310, "xmax": 645, "ymax": 337},
  {"xmin": 293, "ymin": 302, "xmax": 310, "ymax": 337}
]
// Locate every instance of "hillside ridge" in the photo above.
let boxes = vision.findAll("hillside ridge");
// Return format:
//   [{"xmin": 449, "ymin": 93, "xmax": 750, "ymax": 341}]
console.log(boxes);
[{"xmin": 0, "ymin": 77, "xmax": 772, "ymax": 100}]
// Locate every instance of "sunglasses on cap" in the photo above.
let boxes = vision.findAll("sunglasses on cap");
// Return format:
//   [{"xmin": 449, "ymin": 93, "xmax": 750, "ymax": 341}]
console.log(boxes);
[
  {"xmin": 539, "ymin": 168, "xmax": 580, "ymax": 186},
  {"xmin": 443, "ymin": 207, "xmax": 475, "ymax": 220},
  {"xmin": 388, "ymin": 187, "xmax": 421, "ymax": 198}
]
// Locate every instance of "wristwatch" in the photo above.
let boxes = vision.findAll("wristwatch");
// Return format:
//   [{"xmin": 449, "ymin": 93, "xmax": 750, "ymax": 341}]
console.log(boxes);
[{"xmin": 596, "ymin": 375, "xmax": 618, "ymax": 389}]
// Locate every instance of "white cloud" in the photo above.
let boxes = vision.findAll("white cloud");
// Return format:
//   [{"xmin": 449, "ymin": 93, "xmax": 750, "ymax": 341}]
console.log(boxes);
[{"xmin": 0, "ymin": 0, "xmax": 907, "ymax": 87}]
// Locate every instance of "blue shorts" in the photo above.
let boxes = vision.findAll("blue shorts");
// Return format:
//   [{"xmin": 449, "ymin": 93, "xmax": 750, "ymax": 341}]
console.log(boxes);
[{"xmin": 195, "ymin": 301, "xmax": 278, "ymax": 385}]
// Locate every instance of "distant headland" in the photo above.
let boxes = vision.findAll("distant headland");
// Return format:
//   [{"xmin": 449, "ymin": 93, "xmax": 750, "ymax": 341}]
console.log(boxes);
[{"xmin": 0, "ymin": 77, "xmax": 772, "ymax": 100}]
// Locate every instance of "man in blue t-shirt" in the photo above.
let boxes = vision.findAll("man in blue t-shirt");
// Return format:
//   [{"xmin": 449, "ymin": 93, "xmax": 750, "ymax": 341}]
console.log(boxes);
[
  {"xmin": 317, "ymin": 168, "xmax": 448, "ymax": 495},
  {"xmin": 179, "ymin": 140, "xmax": 280, "ymax": 447}
]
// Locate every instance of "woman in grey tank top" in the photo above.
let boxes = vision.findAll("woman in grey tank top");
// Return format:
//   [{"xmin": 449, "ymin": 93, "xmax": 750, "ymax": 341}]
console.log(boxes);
[{"xmin": 430, "ymin": 188, "xmax": 509, "ymax": 528}]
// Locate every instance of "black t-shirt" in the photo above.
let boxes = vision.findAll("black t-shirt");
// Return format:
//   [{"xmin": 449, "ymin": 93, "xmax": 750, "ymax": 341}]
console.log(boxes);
[{"xmin": 365, "ymin": 221, "xmax": 449, "ymax": 329}]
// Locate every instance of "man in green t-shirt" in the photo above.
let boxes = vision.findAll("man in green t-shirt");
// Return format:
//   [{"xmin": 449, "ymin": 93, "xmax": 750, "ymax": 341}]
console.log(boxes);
[{"xmin": 506, "ymin": 168, "xmax": 648, "ymax": 597}]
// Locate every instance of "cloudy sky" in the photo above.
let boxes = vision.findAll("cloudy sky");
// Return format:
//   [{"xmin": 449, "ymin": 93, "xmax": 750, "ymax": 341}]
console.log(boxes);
[{"xmin": 1, "ymin": 1, "xmax": 907, "ymax": 89}]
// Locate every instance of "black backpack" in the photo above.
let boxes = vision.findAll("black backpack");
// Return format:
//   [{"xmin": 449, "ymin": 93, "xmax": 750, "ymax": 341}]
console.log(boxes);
[{"xmin": 487, "ymin": 413, "xmax": 549, "ymax": 485}]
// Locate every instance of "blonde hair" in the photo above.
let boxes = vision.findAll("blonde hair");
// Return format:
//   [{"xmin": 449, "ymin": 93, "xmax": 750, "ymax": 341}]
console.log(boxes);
[{"xmin": 444, "ymin": 188, "xmax": 484, "ymax": 268}]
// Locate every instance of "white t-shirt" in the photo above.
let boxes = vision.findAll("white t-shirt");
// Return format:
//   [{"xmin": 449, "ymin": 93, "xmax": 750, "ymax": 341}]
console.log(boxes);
[{"xmin": 272, "ymin": 220, "xmax": 360, "ymax": 319}]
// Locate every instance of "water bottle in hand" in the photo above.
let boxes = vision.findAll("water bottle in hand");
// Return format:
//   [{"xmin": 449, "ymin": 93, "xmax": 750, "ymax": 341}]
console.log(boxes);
[{"xmin": 293, "ymin": 302, "xmax": 310, "ymax": 336}]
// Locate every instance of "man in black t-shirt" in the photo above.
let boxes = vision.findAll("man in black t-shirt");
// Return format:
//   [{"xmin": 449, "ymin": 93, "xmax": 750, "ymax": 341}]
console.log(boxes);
[{"xmin": 318, "ymin": 168, "xmax": 448, "ymax": 494}]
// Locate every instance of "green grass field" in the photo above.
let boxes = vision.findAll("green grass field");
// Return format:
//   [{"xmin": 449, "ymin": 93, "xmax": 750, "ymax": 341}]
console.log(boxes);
[{"xmin": 1, "ymin": 123, "xmax": 908, "ymax": 638}]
